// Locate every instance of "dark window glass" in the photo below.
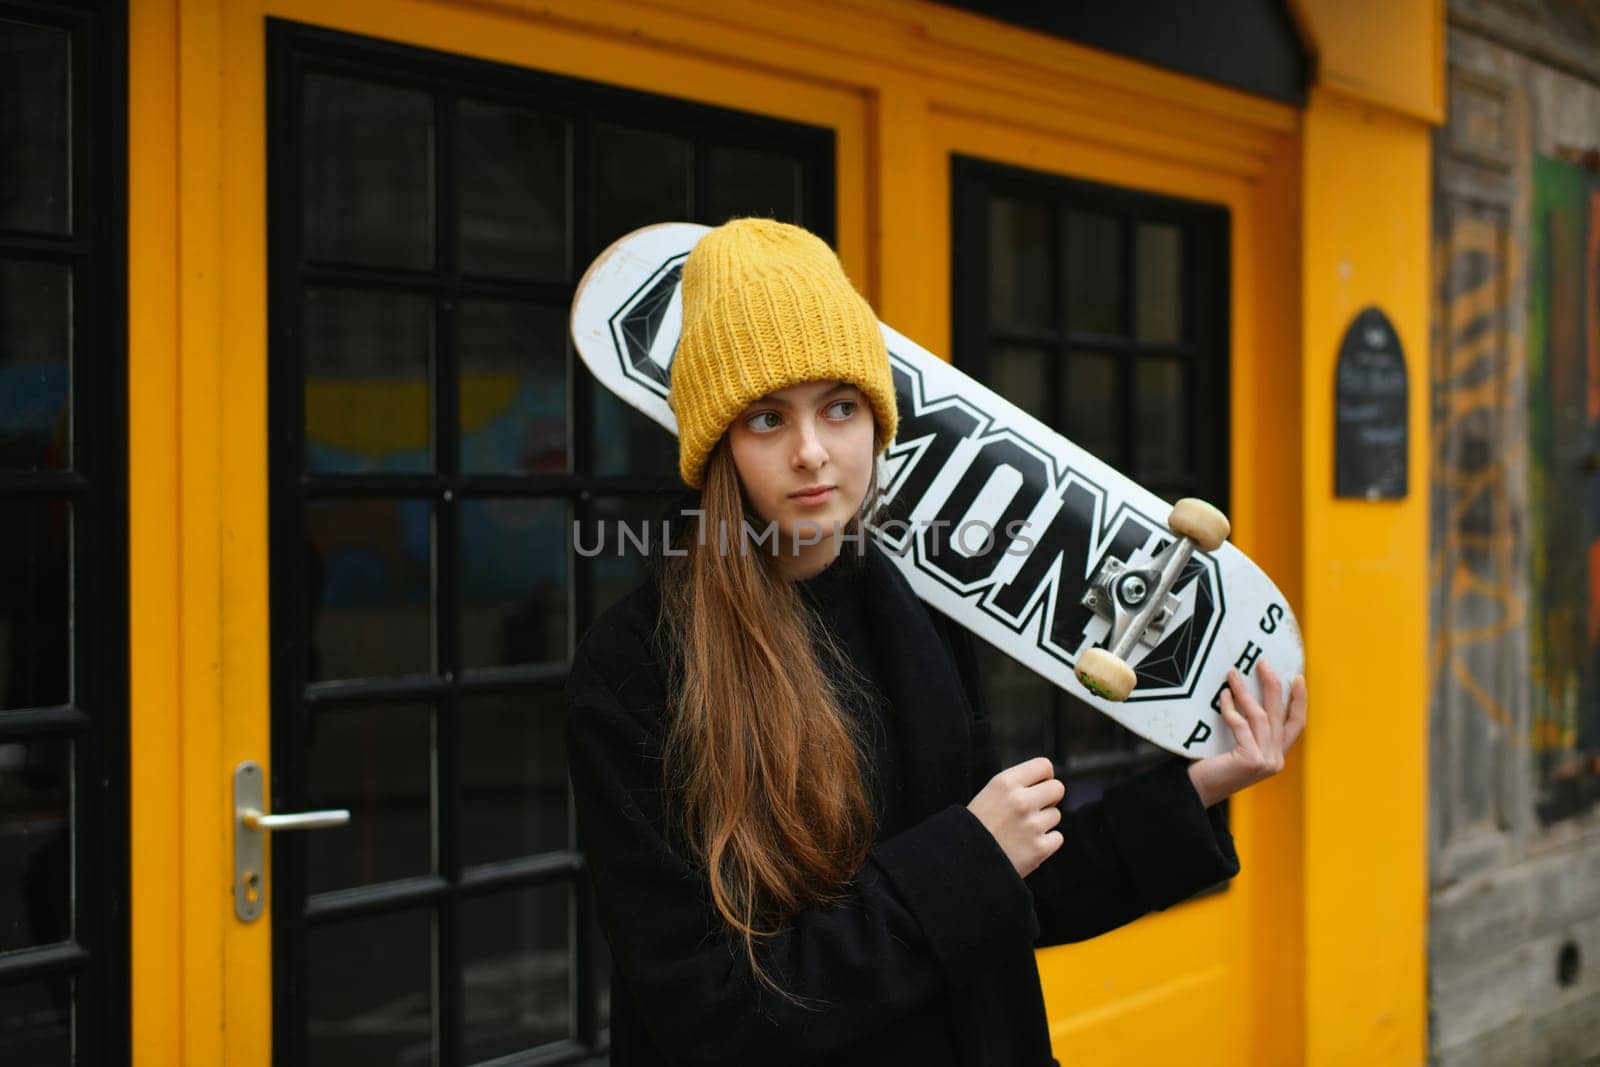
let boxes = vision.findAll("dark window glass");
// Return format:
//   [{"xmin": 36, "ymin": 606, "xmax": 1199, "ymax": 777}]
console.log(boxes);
[
  {"xmin": 458, "ymin": 100, "xmax": 568, "ymax": 281},
  {"xmin": 306, "ymin": 909, "xmax": 435, "ymax": 1066},
  {"xmin": 1063, "ymin": 352, "xmax": 1118, "ymax": 466},
  {"xmin": 457, "ymin": 300, "xmax": 567, "ymax": 475},
  {"xmin": 1135, "ymin": 358, "xmax": 1186, "ymax": 481},
  {"xmin": 989, "ymin": 345, "xmax": 1049, "ymax": 422},
  {"xmin": 461, "ymin": 882, "xmax": 572, "ymax": 1059},
  {"xmin": 975, "ymin": 642, "xmax": 1054, "ymax": 759},
  {"xmin": 591, "ymin": 384, "xmax": 679, "ymax": 481},
  {"xmin": 307, "ymin": 499, "xmax": 433, "ymax": 682},
  {"xmin": 461, "ymin": 688, "xmax": 567, "ymax": 867},
  {"xmin": 0, "ymin": 499, "xmax": 71, "ymax": 710},
  {"xmin": 304, "ymin": 288, "xmax": 434, "ymax": 474},
  {"xmin": 460, "ymin": 498, "xmax": 568, "ymax": 669},
  {"xmin": 588, "ymin": 495, "xmax": 671, "ymax": 613},
  {"xmin": 1136, "ymin": 222, "xmax": 1183, "ymax": 343},
  {"xmin": 0, "ymin": 259, "xmax": 72, "ymax": 473},
  {"xmin": 0, "ymin": 19, "xmax": 71, "ymax": 235},
  {"xmin": 0, "ymin": 976, "xmax": 72, "ymax": 1060},
  {"xmin": 303, "ymin": 74, "xmax": 434, "ymax": 270},
  {"xmin": 305, "ymin": 704, "xmax": 434, "ymax": 894},
  {"xmin": 592, "ymin": 124, "xmax": 691, "ymax": 250},
  {"xmin": 707, "ymin": 145, "xmax": 801, "ymax": 224},
  {"xmin": 1066, "ymin": 210, "xmax": 1121, "ymax": 336},
  {"xmin": 988, "ymin": 197, "xmax": 1051, "ymax": 331},
  {"xmin": 0, "ymin": 738, "xmax": 71, "ymax": 951}
]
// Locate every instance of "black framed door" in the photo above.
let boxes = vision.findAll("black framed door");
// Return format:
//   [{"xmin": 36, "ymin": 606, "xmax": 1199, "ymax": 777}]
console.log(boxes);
[
  {"xmin": 265, "ymin": 20, "xmax": 835, "ymax": 1065},
  {"xmin": 0, "ymin": 2, "xmax": 129, "ymax": 1063}
]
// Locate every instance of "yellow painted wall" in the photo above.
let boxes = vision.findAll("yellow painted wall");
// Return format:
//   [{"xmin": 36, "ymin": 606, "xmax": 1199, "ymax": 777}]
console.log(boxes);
[
  {"xmin": 1295, "ymin": 3, "xmax": 1437, "ymax": 1065},
  {"xmin": 126, "ymin": 1, "xmax": 1436, "ymax": 1064}
]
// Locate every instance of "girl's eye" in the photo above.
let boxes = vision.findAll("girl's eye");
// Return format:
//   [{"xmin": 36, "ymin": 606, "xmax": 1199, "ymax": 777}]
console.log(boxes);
[
  {"xmin": 826, "ymin": 399, "xmax": 858, "ymax": 419},
  {"xmin": 747, "ymin": 411, "xmax": 781, "ymax": 432}
]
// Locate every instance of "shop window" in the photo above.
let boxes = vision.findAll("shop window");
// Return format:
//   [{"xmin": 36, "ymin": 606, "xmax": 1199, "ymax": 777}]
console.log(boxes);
[
  {"xmin": 268, "ymin": 20, "xmax": 834, "ymax": 1065},
  {"xmin": 951, "ymin": 156, "xmax": 1230, "ymax": 810}
]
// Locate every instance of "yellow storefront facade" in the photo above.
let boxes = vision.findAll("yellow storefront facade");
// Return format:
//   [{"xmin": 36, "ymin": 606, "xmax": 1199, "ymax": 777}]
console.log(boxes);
[{"xmin": 0, "ymin": 1, "xmax": 1441, "ymax": 1064}]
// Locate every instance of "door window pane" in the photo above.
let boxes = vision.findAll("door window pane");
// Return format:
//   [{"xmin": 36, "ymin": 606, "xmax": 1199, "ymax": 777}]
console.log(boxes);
[
  {"xmin": 1136, "ymin": 222, "xmax": 1183, "ymax": 343},
  {"xmin": 460, "ymin": 498, "xmax": 568, "ymax": 669},
  {"xmin": 307, "ymin": 499, "xmax": 434, "ymax": 682},
  {"xmin": 0, "ymin": 259, "xmax": 71, "ymax": 473},
  {"xmin": 1067, "ymin": 211, "xmax": 1122, "ymax": 336},
  {"xmin": 707, "ymin": 145, "xmax": 801, "ymax": 224},
  {"xmin": 1135, "ymin": 358, "xmax": 1187, "ymax": 480},
  {"xmin": 588, "ymin": 495, "xmax": 677, "ymax": 612},
  {"xmin": 0, "ymin": 20, "xmax": 70, "ymax": 235},
  {"xmin": 0, "ymin": 976, "xmax": 72, "ymax": 1061},
  {"xmin": 306, "ymin": 704, "xmax": 434, "ymax": 894},
  {"xmin": 461, "ymin": 688, "xmax": 567, "ymax": 867},
  {"xmin": 989, "ymin": 345, "xmax": 1049, "ymax": 422},
  {"xmin": 593, "ymin": 125, "xmax": 690, "ymax": 250},
  {"xmin": 975, "ymin": 642, "xmax": 1053, "ymax": 771},
  {"xmin": 458, "ymin": 300, "xmax": 568, "ymax": 475},
  {"xmin": 303, "ymin": 74, "xmax": 434, "ymax": 270},
  {"xmin": 307, "ymin": 909, "xmax": 435, "ymax": 1066},
  {"xmin": 591, "ymin": 385, "xmax": 679, "ymax": 481},
  {"xmin": 988, "ymin": 197, "xmax": 1051, "ymax": 331},
  {"xmin": 462, "ymin": 882, "xmax": 573, "ymax": 1059},
  {"xmin": 458, "ymin": 100, "xmax": 568, "ymax": 281},
  {"xmin": 0, "ymin": 500, "xmax": 70, "ymax": 710},
  {"xmin": 0, "ymin": 738, "xmax": 71, "ymax": 952},
  {"xmin": 304, "ymin": 288, "xmax": 434, "ymax": 474},
  {"xmin": 1064, "ymin": 353, "xmax": 1118, "ymax": 466}
]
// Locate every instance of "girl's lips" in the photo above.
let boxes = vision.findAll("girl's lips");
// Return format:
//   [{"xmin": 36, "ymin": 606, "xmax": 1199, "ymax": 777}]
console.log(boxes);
[{"xmin": 790, "ymin": 486, "xmax": 835, "ymax": 506}]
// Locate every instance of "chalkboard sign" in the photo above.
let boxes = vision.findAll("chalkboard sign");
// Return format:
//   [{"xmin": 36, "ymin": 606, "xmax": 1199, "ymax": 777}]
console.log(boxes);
[{"xmin": 1334, "ymin": 307, "xmax": 1408, "ymax": 499}]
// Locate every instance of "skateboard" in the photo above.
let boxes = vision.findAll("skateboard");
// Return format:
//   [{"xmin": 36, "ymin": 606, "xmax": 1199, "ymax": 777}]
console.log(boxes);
[{"xmin": 570, "ymin": 223, "xmax": 1304, "ymax": 759}]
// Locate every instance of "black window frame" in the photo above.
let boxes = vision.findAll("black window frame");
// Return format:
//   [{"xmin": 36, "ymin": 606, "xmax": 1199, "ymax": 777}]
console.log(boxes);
[
  {"xmin": 951, "ymin": 153, "xmax": 1232, "ymax": 803},
  {"xmin": 266, "ymin": 19, "xmax": 835, "ymax": 1066},
  {"xmin": 0, "ymin": 1, "xmax": 130, "ymax": 1063}
]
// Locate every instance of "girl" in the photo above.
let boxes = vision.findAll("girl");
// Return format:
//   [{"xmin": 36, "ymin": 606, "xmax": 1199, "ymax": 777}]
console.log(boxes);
[{"xmin": 565, "ymin": 218, "xmax": 1308, "ymax": 1066}]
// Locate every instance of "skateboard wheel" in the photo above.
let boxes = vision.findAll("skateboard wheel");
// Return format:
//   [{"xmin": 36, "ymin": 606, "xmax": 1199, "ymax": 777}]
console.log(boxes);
[
  {"xmin": 1169, "ymin": 498, "xmax": 1230, "ymax": 552},
  {"xmin": 1075, "ymin": 647, "xmax": 1137, "ymax": 702}
]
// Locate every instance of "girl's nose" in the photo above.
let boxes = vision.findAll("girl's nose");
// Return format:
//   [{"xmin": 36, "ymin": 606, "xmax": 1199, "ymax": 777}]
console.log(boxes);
[{"xmin": 794, "ymin": 418, "xmax": 829, "ymax": 469}]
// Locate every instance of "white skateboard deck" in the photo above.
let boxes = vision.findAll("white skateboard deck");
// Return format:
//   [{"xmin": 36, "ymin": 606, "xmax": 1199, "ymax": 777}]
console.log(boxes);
[{"xmin": 571, "ymin": 223, "xmax": 1304, "ymax": 759}]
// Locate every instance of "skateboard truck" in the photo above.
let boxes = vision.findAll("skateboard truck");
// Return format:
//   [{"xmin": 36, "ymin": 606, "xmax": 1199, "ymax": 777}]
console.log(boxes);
[
  {"xmin": 1074, "ymin": 498, "xmax": 1230, "ymax": 702},
  {"xmin": 1081, "ymin": 556, "xmax": 1183, "ymax": 648}
]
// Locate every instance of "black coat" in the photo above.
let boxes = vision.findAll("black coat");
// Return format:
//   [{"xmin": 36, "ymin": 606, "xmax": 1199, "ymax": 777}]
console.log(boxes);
[{"xmin": 564, "ymin": 539, "xmax": 1241, "ymax": 1066}]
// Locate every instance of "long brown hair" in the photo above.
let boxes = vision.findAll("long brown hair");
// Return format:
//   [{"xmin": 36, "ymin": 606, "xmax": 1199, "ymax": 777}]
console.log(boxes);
[{"xmin": 654, "ymin": 437, "xmax": 883, "ymax": 1006}]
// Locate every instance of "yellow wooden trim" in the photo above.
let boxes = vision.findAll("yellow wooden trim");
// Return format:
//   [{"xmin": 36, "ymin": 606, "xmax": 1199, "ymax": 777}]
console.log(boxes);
[
  {"xmin": 128, "ymin": 0, "xmax": 183, "ymax": 1061},
  {"xmin": 1294, "ymin": 0, "xmax": 1446, "ymax": 125},
  {"xmin": 1299, "ymin": 87, "xmax": 1431, "ymax": 1067}
]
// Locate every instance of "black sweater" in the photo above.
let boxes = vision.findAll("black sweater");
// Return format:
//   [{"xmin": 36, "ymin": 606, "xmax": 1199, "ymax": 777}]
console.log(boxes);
[{"xmin": 564, "ymin": 540, "xmax": 1241, "ymax": 1066}]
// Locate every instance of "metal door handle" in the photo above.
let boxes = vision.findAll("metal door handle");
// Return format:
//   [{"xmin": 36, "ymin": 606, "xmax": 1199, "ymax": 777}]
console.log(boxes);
[
  {"xmin": 240, "ymin": 807, "xmax": 350, "ymax": 831},
  {"xmin": 233, "ymin": 760, "xmax": 350, "ymax": 922}
]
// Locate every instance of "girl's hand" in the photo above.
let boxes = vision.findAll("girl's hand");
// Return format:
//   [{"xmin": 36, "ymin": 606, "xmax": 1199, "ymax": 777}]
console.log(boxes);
[
  {"xmin": 968, "ymin": 756, "xmax": 1066, "ymax": 878},
  {"xmin": 1188, "ymin": 659, "xmax": 1308, "ymax": 808}
]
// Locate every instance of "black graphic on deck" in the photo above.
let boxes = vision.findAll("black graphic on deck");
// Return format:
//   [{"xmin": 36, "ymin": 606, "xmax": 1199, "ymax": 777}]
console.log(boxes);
[
  {"xmin": 606, "ymin": 257, "xmax": 686, "ymax": 397},
  {"xmin": 880, "ymin": 356, "xmax": 1225, "ymax": 701}
]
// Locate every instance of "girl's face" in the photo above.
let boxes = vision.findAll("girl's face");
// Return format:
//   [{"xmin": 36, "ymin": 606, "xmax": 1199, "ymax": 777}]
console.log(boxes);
[{"xmin": 727, "ymin": 378, "xmax": 876, "ymax": 575}]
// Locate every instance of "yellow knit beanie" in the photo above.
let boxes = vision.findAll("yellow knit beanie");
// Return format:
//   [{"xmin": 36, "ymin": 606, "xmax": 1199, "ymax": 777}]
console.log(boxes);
[{"xmin": 667, "ymin": 218, "xmax": 899, "ymax": 489}]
